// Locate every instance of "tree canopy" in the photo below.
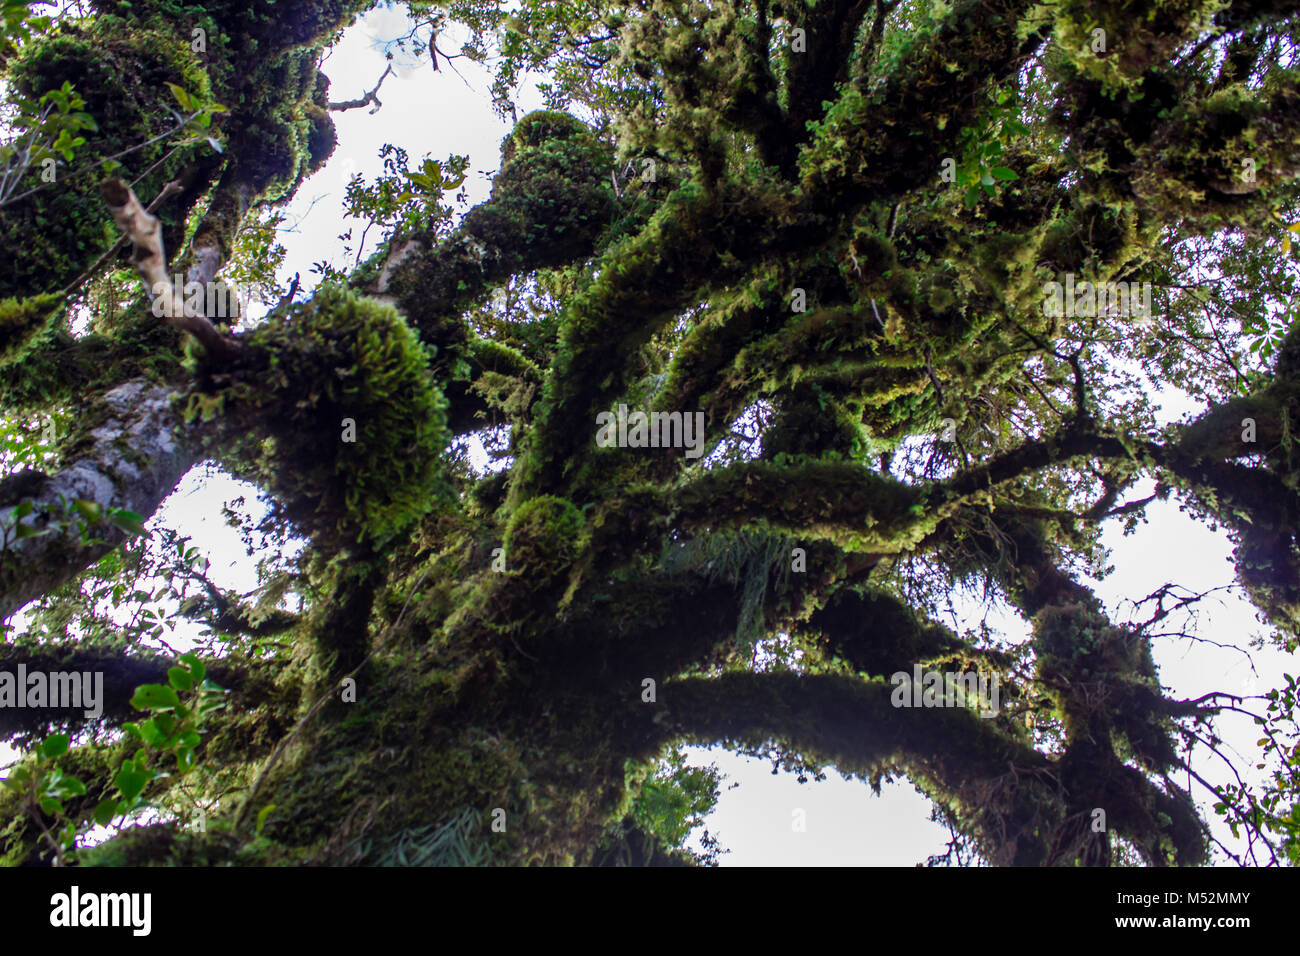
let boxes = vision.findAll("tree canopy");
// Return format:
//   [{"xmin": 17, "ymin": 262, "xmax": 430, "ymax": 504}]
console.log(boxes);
[{"xmin": 2, "ymin": 0, "xmax": 1300, "ymax": 866}]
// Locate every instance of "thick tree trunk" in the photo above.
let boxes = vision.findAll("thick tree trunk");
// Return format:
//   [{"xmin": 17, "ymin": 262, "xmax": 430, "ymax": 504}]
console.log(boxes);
[{"xmin": 0, "ymin": 380, "xmax": 198, "ymax": 623}]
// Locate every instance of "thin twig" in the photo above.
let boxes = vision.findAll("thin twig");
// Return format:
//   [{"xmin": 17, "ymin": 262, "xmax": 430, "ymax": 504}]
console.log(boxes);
[{"xmin": 1, "ymin": 112, "xmax": 202, "ymax": 209}]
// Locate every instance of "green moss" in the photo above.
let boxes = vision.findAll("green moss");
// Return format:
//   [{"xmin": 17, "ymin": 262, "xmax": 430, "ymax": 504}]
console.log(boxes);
[
  {"xmin": 671, "ymin": 458, "xmax": 928, "ymax": 551},
  {"xmin": 77, "ymin": 818, "xmax": 316, "ymax": 867},
  {"xmin": 390, "ymin": 110, "xmax": 613, "ymax": 322},
  {"xmin": 304, "ymin": 102, "xmax": 337, "ymax": 173},
  {"xmin": 190, "ymin": 286, "xmax": 449, "ymax": 549},
  {"xmin": 762, "ymin": 388, "xmax": 867, "ymax": 460},
  {"xmin": 469, "ymin": 338, "xmax": 541, "ymax": 381},
  {"xmin": 0, "ymin": 295, "xmax": 63, "ymax": 367},
  {"xmin": 225, "ymin": 46, "xmax": 338, "ymax": 206},
  {"xmin": 2, "ymin": 18, "xmax": 214, "ymax": 297},
  {"xmin": 380, "ymin": 111, "xmax": 612, "ymax": 390},
  {"xmin": 501, "ymin": 110, "xmax": 604, "ymax": 164},
  {"xmin": 0, "ymin": 308, "xmax": 184, "ymax": 413},
  {"xmin": 503, "ymin": 495, "xmax": 585, "ymax": 576}
]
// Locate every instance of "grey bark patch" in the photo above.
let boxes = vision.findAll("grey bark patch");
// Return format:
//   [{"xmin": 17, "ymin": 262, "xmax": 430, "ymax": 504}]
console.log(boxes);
[{"xmin": 0, "ymin": 380, "xmax": 200, "ymax": 622}]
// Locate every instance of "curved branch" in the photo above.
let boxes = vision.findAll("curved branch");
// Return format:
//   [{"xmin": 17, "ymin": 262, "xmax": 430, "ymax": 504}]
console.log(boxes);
[
  {"xmin": 100, "ymin": 179, "xmax": 243, "ymax": 361},
  {"xmin": 656, "ymin": 670, "xmax": 1059, "ymax": 864},
  {"xmin": 328, "ymin": 64, "xmax": 394, "ymax": 113},
  {"xmin": 652, "ymin": 669, "xmax": 1203, "ymax": 865}
]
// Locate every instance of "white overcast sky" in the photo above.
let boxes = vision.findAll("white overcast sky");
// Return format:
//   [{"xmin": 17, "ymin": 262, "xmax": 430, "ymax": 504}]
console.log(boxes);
[{"xmin": 5, "ymin": 4, "xmax": 1294, "ymax": 866}]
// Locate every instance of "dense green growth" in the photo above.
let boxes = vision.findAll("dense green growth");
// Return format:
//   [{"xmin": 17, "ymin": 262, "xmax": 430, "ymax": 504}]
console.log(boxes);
[
  {"xmin": 189, "ymin": 285, "xmax": 449, "ymax": 550},
  {"xmin": 3, "ymin": 0, "xmax": 1300, "ymax": 868}
]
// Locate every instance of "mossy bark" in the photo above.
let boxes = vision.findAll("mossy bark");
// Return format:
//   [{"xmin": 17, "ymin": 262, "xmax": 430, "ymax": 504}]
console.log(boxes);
[{"xmin": 4, "ymin": 0, "xmax": 1300, "ymax": 867}]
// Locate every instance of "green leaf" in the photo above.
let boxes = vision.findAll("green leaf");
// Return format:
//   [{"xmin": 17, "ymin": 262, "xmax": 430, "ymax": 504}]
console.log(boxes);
[
  {"xmin": 138, "ymin": 718, "xmax": 165, "ymax": 747},
  {"xmin": 41, "ymin": 733, "xmax": 69, "ymax": 758},
  {"xmin": 130, "ymin": 683, "xmax": 181, "ymax": 711},
  {"xmin": 990, "ymin": 166, "xmax": 1019, "ymax": 181},
  {"xmin": 165, "ymin": 82, "xmax": 194, "ymax": 111},
  {"xmin": 109, "ymin": 510, "xmax": 147, "ymax": 537},
  {"xmin": 180, "ymin": 653, "xmax": 205, "ymax": 683},
  {"xmin": 167, "ymin": 666, "xmax": 193, "ymax": 691},
  {"xmin": 113, "ymin": 765, "xmax": 150, "ymax": 802},
  {"xmin": 51, "ymin": 775, "xmax": 85, "ymax": 798},
  {"xmin": 72, "ymin": 499, "xmax": 102, "ymax": 523},
  {"xmin": 256, "ymin": 803, "xmax": 277, "ymax": 834},
  {"xmin": 93, "ymin": 798, "xmax": 119, "ymax": 826},
  {"xmin": 2, "ymin": 767, "xmax": 31, "ymax": 789},
  {"xmin": 39, "ymin": 796, "xmax": 63, "ymax": 816}
]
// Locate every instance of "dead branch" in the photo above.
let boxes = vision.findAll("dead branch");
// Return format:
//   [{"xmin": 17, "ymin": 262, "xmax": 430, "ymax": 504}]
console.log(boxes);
[
  {"xmin": 328, "ymin": 64, "xmax": 394, "ymax": 114},
  {"xmin": 100, "ymin": 177, "xmax": 242, "ymax": 360}
]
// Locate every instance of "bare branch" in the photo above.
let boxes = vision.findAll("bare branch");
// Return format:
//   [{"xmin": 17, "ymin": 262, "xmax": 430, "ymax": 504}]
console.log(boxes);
[
  {"xmin": 99, "ymin": 178, "xmax": 242, "ymax": 359},
  {"xmin": 328, "ymin": 64, "xmax": 395, "ymax": 114}
]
